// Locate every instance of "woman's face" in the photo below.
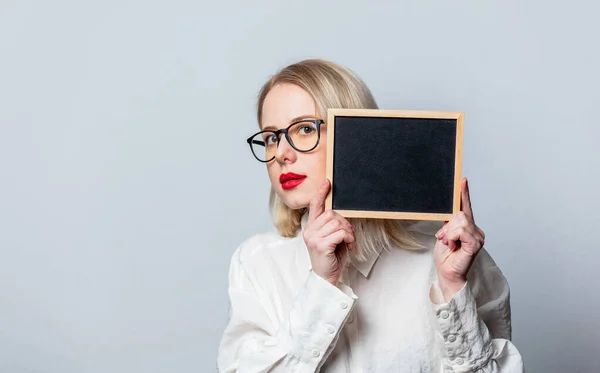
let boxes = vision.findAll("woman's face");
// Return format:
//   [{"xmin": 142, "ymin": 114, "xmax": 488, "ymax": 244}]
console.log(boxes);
[{"xmin": 260, "ymin": 83, "xmax": 326, "ymax": 210}]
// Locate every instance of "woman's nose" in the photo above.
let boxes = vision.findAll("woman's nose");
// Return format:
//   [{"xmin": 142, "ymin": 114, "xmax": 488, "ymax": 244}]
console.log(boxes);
[{"xmin": 274, "ymin": 136, "xmax": 297, "ymax": 163}]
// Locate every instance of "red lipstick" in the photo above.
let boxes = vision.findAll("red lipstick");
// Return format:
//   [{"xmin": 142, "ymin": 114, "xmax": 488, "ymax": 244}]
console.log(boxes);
[{"xmin": 280, "ymin": 172, "xmax": 307, "ymax": 190}]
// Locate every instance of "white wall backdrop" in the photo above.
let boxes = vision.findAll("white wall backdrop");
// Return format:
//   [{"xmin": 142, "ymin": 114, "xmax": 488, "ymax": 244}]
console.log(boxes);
[{"xmin": 1, "ymin": 1, "xmax": 598, "ymax": 372}]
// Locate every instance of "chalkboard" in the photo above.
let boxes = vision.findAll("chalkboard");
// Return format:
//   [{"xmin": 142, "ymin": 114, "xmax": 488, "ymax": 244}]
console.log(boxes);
[{"xmin": 325, "ymin": 109, "xmax": 463, "ymax": 221}]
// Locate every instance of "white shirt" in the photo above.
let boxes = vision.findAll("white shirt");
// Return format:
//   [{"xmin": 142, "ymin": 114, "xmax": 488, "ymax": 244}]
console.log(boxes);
[{"xmin": 217, "ymin": 219, "xmax": 523, "ymax": 372}]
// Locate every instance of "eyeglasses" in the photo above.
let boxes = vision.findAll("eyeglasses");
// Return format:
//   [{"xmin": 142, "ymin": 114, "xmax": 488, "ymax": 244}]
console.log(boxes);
[{"xmin": 246, "ymin": 119, "xmax": 325, "ymax": 163}]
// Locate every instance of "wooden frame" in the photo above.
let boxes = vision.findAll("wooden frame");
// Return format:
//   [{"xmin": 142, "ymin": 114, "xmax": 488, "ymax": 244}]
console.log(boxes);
[{"xmin": 325, "ymin": 108, "xmax": 464, "ymax": 221}]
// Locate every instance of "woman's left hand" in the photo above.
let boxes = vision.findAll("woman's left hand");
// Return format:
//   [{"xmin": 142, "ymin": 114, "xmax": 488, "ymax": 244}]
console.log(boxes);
[{"xmin": 433, "ymin": 177, "xmax": 486, "ymax": 302}]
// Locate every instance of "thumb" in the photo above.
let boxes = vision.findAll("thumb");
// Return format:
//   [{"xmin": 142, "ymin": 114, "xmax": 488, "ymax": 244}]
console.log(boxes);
[{"xmin": 308, "ymin": 179, "xmax": 330, "ymax": 223}]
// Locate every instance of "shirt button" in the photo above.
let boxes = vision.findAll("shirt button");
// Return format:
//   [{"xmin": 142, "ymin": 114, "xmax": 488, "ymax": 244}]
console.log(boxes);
[
  {"xmin": 455, "ymin": 357, "xmax": 464, "ymax": 365},
  {"xmin": 340, "ymin": 302, "xmax": 348, "ymax": 309},
  {"xmin": 312, "ymin": 349, "xmax": 321, "ymax": 358},
  {"xmin": 327, "ymin": 326, "xmax": 335, "ymax": 334},
  {"xmin": 347, "ymin": 315, "xmax": 355, "ymax": 323},
  {"xmin": 440, "ymin": 310, "xmax": 449, "ymax": 319},
  {"xmin": 448, "ymin": 334, "xmax": 457, "ymax": 342}
]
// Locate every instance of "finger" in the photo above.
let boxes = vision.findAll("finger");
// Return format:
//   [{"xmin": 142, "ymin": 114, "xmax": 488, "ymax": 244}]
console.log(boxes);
[
  {"xmin": 318, "ymin": 218, "xmax": 354, "ymax": 239},
  {"xmin": 314, "ymin": 209, "xmax": 354, "ymax": 234},
  {"xmin": 460, "ymin": 177, "xmax": 474, "ymax": 221},
  {"xmin": 334, "ymin": 233, "xmax": 355, "ymax": 265},
  {"xmin": 435, "ymin": 221, "xmax": 449, "ymax": 240},
  {"xmin": 341, "ymin": 231, "xmax": 356, "ymax": 255},
  {"xmin": 308, "ymin": 179, "xmax": 330, "ymax": 223},
  {"xmin": 442, "ymin": 210, "xmax": 476, "ymax": 245},
  {"xmin": 444, "ymin": 212, "xmax": 468, "ymax": 234},
  {"xmin": 340, "ymin": 230, "xmax": 356, "ymax": 256},
  {"xmin": 447, "ymin": 225, "xmax": 477, "ymax": 242},
  {"xmin": 476, "ymin": 226, "xmax": 485, "ymax": 241},
  {"xmin": 446, "ymin": 226, "xmax": 463, "ymax": 251},
  {"xmin": 322, "ymin": 229, "xmax": 355, "ymax": 252},
  {"xmin": 446, "ymin": 225, "xmax": 478, "ymax": 251},
  {"xmin": 340, "ymin": 237, "xmax": 356, "ymax": 253},
  {"xmin": 440, "ymin": 218, "xmax": 461, "ymax": 243}
]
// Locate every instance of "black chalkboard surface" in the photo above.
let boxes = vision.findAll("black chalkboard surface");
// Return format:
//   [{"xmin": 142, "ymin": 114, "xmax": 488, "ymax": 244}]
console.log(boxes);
[{"xmin": 325, "ymin": 109, "xmax": 463, "ymax": 221}]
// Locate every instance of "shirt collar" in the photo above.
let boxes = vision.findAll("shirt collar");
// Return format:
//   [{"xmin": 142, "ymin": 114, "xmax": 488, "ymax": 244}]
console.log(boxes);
[
  {"xmin": 350, "ymin": 221, "xmax": 442, "ymax": 277},
  {"xmin": 351, "ymin": 245, "xmax": 383, "ymax": 278}
]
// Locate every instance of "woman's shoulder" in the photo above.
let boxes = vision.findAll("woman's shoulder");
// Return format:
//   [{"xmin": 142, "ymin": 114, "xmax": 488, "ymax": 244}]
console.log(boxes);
[{"xmin": 230, "ymin": 230, "xmax": 304, "ymax": 273}]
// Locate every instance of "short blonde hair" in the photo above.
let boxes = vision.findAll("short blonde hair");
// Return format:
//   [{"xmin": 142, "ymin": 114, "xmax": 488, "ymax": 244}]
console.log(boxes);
[{"xmin": 257, "ymin": 59, "xmax": 424, "ymax": 257}]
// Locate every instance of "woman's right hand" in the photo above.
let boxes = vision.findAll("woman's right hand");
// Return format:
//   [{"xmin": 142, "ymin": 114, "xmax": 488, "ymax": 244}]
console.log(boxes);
[{"xmin": 302, "ymin": 179, "xmax": 356, "ymax": 286}]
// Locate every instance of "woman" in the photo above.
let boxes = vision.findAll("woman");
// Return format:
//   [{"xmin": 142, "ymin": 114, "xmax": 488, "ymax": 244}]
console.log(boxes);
[{"xmin": 218, "ymin": 59, "xmax": 523, "ymax": 372}]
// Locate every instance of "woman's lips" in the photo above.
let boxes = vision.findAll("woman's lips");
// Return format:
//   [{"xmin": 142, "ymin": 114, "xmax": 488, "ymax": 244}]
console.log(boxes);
[
  {"xmin": 281, "ymin": 178, "xmax": 306, "ymax": 190},
  {"xmin": 280, "ymin": 173, "xmax": 307, "ymax": 190}
]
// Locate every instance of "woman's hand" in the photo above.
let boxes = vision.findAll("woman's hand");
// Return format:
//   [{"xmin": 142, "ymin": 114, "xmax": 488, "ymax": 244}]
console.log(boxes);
[
  {"xmin": 434, "ymin": 177, "xmax": 486, "ymax": 301},
  {"xmin": 303, "ymin": 179, "xmax": 356, "ymax": 286}
]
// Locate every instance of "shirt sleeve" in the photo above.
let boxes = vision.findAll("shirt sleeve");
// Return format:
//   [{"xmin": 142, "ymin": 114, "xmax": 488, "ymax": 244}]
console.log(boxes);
[
  {"xmin": 429, "ymin": 248, "xmax": 524, "ymax": 373},
  {"xmin": 217, "ymin": 245, "xmax": 357, "ymax": 373}
]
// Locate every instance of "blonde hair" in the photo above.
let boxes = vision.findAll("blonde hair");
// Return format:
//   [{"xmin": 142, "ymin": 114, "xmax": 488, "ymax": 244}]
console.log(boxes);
[{"xmin": 257, "ymin": 59, "xmax": 425, "ymax": 259}]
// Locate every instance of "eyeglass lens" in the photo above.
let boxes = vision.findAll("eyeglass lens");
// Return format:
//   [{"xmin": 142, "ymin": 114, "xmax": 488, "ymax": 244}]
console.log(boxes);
[{"xmin": 250, "ymin": 120, "xmax": 320, "ymax": 162}]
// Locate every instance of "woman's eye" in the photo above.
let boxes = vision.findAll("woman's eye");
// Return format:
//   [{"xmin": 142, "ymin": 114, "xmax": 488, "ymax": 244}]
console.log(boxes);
[
  {"xmin": 299, "ymin": 125, "xmax": 316, "ymax": 135},
  {"xmin": 265, "ymin": 134, "xmax": 278, "ymax": 145}
]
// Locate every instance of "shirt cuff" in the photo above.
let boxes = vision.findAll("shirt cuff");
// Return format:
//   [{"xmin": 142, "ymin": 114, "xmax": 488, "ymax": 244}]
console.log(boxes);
[
  {"xmin": 430, "ymin": 281, "xmax": 494, "ymax": 372},
  {"xmin": 288, "ymin": 270, "xmax": 357, "ymax": 366}
]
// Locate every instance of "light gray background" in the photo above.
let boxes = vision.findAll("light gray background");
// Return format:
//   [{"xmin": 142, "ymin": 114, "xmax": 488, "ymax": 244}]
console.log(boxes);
[{"xmin": 1, "ymin": 0, "xmax": 598, "ymax": 372}]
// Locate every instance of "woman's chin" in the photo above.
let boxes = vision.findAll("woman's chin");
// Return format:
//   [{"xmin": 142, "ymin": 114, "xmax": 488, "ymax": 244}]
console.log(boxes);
[{"xmin": 280, "ymin": 196, "xmax": 310, "ymax": 211}]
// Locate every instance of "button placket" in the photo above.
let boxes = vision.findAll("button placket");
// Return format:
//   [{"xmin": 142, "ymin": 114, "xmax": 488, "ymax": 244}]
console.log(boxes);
[{"xmin": 344, "ymin": 268, "xmax": 362, "ymax": 372}]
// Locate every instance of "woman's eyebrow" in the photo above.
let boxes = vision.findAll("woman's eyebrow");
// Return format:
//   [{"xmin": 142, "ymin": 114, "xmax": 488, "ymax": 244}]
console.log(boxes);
[
  {"xmin": 289, "ymin": 114, "xmax": 318, "ymax": 123},
  {"xmin": 262, "ymin": 114, "xmax": 319, "ymax": 131}
]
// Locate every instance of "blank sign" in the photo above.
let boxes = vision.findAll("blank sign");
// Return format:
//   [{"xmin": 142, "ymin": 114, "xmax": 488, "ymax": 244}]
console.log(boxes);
[{"xmin": 325, "ymin": 109, "xmax": 463, "ymax": 221}]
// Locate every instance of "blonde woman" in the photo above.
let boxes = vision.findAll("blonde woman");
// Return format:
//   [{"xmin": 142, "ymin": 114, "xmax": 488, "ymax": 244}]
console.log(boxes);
[{"xmin": 218, "ymin": 59, "xmax": 523, "ymax": 372}]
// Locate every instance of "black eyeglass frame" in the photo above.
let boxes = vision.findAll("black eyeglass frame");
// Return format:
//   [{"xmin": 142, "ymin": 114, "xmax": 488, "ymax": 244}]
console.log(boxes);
[{"xmin": 246, "ymin": 119, "xmax": 325, "ymax": 163}]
